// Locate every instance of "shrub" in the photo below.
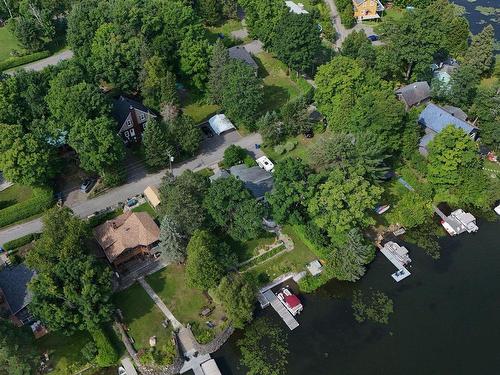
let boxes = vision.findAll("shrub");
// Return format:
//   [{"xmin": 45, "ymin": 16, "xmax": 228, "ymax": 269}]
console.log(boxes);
[
  {"xmin": 3, "ymin": 233, "xmax": 40, "ymax": 251},
  {"xmin": 0, "ymin": 50, "xmax": 51, "ymax": 72},
  {"xmin": 223, "ymin": 145, "xmax": 247, "ymax": 167},
  {"xmin": 89, "ymin": 327, "xmax": 119, "ymax": 367},
  {"xmin": 243, "ymin": 155, "xmax": 257, "ymax": 167},
  {"xmin": 284, "ymin": 140, "xmax": 298, "ymax": 152},
  {"xmin": 0, "ymin": 187, "xmax": 53, "ymax": 228},
  {"xmin": 274, "ymin": 144, "xmax": 286, "ymax": 155}
]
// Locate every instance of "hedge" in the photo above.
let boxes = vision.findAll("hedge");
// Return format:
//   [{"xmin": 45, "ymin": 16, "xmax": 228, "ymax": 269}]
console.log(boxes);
[
  {"xmin": 90, "ymin": 327, "xmax": 119, "ymax": 367},
  {"xmin": 3, "ymin": 233, "xmax": 41, "ymax": 251},
  {"xmin": 0, "ymin": 50, "xmax": 51, "ymax": 72},
  {"xmin": 0, "ymin": 187, "xmax": 53, "ymax": 228}
]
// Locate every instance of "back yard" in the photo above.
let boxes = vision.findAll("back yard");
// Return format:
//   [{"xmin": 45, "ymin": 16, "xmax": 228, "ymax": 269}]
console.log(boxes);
[
  {"xmin": 0, "ymin": 184, "xmax": 33, "ymax": 210},
  {"xmin": 0, "ymin": 23, "xmax": 22, "ymax": 61}
]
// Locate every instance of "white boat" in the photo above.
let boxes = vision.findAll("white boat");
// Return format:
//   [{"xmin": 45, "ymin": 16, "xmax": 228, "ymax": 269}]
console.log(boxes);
[
  {"xmin": 277, "ymin": 287, "xmax": 303, "ymax": 316},
  {"xmin": 494, "ymin": 204, "xmax": 500, "ymax": 215},
  {"xmin": 441, "ymin": 219, "xmax": 457, "ymax": 236}
]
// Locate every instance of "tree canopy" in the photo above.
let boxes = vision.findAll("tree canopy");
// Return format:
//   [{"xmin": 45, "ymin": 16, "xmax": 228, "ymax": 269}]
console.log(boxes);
[{"xmin": 215, "ymin": 275, "xmax": 256, "ymax": 328}]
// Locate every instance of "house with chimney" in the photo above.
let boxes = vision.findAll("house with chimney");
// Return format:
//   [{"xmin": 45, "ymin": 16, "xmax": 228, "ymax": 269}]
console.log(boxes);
[
  {"xmin": 93, "ymin": 211, "xmax": 160, "ymax": 268},
  {"xmin": 112, "ymin": 96, "xmax": 157, "ymax": 144}
]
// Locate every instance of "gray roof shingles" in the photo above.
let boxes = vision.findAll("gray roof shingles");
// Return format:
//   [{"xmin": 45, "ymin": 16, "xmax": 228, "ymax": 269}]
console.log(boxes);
[
  {"xmin": 0, "ymin": 264, "xmax": 35, "ymax": 315},
  {"xmin": 111, "ymin": 96, "xmax": 154, "ymax": 126},
  {"xmin": 229, "ymin": 165, "xmax": 274, "ymax": 199},
  {"xmin": 395, "ymin": 81, "xmax": 431, "ymax": 108},
  {"xmin": 418, "ymin": 103, "xmax": 476, "ymax": 135},
  {"xmin": 228, "ymin": 46, "xmax": 259, "ymax": 70}
]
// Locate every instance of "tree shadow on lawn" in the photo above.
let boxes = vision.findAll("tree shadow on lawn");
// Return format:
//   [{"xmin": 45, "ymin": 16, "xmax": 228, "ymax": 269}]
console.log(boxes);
[{"xmin": 261, "ymin": 85, "xmax": 290, "ymax": 114}]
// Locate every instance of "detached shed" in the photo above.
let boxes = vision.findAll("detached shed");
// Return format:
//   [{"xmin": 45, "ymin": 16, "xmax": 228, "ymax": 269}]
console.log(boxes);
[
  {"xmin": 144, "ymin": 186, "xmax": 161, "ymax": 208},
  {"xmin": 208, "ymin": 114, "xmax": 236, "ymax": 135}
]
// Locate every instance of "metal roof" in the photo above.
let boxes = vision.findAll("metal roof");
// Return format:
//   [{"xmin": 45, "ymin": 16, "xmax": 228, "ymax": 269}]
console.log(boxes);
[
  {"xmin": 208, "ymin": 114, "xmax": 236, "ymax": 135},
  {"xmin": 418, "ymin": 103, "xmax": 476, "ymax": 135}
]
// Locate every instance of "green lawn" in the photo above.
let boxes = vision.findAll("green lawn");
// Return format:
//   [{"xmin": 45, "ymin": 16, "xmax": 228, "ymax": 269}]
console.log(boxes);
[
  {"xmin": 228, "ymin": 232, "xmax": 277, "ymax": 263},
  {"xmin": 146, "ymin": 265, "xmax": 212, "ymax": 325},
  {"xmin": 0, "ymin": 184, "xmax": 33, "ymax": 210},
  {"xmin": 113, "ymin": 283, "xmax": 171, "ymax": 351},
  {"xmin": 254, "ymin": 52, "xmax": 311, "ymax": 114},
  {"xmin": 207, "ymin": 19, "xmax": 244, "ymax": 41},
  {"xmin": 0, "ymin": 23, "xmax": 22, "ymax": 61},
  {"xmin": 248, "ymin": 225, "xmax": 317, "ymax": 283},
  {"xmin": 132, "ymin": 202, "xmax": 158, "ymax": 218},
  {"xmin": 36, "ymin": 330, "xmax": 93, "ymax": 375}
]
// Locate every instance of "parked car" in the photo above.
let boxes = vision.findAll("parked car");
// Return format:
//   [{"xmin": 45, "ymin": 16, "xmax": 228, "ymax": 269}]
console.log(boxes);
[
  {"xmin": 80, "ymin": 179, "xmax": 96, "ymax": 193},
  {"xmin": 368, "ymin": 34, "xmax": 379, "ymax": 42}
]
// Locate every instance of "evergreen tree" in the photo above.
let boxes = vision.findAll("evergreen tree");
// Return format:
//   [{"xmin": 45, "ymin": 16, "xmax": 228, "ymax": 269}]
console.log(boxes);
[
  {"xmin": 464, "ymin": 25, "xmax": 495, "ymax": 76},
  {"xmin": 208, "ymin": 39, "xmax": 230, "ymax": 105},
  {"xmin": 141, "ymin": 56, "xmax": 178, "ymax": 109},
  {"xmin": 159, "ymin": 215, "xmax": 187, "ymax": 263},
  {"xmin": 142, "ymin": 118, "xmax": 173, "ymax": 169}
]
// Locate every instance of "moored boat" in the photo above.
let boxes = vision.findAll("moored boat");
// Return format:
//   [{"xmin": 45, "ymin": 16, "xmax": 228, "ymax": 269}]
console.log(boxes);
[{"xmin": 277, "ymin": 287, "xmax": 303, "ymax": 316}]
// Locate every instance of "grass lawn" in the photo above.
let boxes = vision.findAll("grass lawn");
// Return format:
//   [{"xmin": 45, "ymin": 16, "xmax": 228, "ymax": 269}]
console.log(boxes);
[
  {"xmin": 0, "ymin": 23, "xmax": 22, "ymax": 61},
  {"xmin": 484, "ymin": 159, "xmax": 500, "ymax": 174},
  {"xmin": 146, "ymin": 265, "xmax": 216, "ymax": 325},
  {"xmin": 207, "ymin": 19, "xmax": 243, "ymax": 40},
  {"xmin": 181, "ymin": 89, "xmax": 220, "ymax": 124},
  {"xmin": 254, "ymin": 52, "xmax": 311, "ymax": 114},
  {"xmin": 132, "ymin": 202, "xmax": 158, "ymax": 219},
  {"xmin": 248, "ymin": 225, "xmax": 316, "ymax": 283},
  {"xmin": 36, "ymin": 330, "xmax": 93, "ymax": 375},
  {"xmin": 227, "ymin": 232, "xmax": 277, "ymax": 263},
  {"xmin": 0, "ymin": 184, "xmax": 33, "ymax": 210},
  {"xmin": 113, "ymin": 283, "xmax": 171, "ymax": 351}
]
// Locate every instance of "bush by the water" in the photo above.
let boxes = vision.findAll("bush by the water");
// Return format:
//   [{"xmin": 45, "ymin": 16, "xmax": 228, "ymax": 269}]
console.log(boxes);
[
  {"xmin": 3, "ymin": 233, "xmax": 40, "ymax": 251},
  {"xmin": 0, "ymin": 187, "xmax": 53, "ymax": 228}
]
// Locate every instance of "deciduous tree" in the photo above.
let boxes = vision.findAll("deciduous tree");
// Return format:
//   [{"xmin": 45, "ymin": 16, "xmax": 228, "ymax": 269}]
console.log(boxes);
[
  {"xmin": 0, "ymin": 320, "xmax": 37, "ymax": 375},
  {"xmin": 179, "ymin": 26, "xmax": 211, "ymax": 90},
  {"xmin": 463, "ymin": 25, "xmax": 495, "ymax": 76},
  {"xmin": 215, "ymin": 275, "xmax": 255, "ymax": 328},
  {"xmin": 168, "ymin": 115, "xmax": 202, "ymax": 156}
]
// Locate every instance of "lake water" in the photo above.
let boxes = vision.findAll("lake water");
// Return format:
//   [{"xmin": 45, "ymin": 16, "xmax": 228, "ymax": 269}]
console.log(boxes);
[
  {"xmin": 214, "ymin": 218, "xmax": 500, "ymax": 374},
  {"xmin": 453, "ymin": 0, "xmax": 500, "ymax": 41}
]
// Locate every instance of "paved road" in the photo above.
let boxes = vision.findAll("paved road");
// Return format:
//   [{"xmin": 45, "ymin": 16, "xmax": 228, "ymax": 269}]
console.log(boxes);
[
  {"xmin": 0, "ymin": 132, "xmax": 263, "ymax": 246},
  {"xmin": 6, "ymin": 50, "xmax": 74, "ymax": 74}
]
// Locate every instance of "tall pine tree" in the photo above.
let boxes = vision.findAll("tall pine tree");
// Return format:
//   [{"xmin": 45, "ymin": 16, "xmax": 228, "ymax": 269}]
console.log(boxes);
[
  {"xmin": 142, "ymin": 118, "xmax": 173, "ymax": 169},
  {"xmin": 464, "ymin": 25, "xmax": 495, "ymax": 76},
  {"xmin": 208, "ymin": 39, "xmax": 230, "ymax": 105}
]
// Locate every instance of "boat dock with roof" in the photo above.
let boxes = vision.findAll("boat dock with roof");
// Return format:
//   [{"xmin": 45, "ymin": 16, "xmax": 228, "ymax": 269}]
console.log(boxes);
[{"xmin": 379, "ymin": 241, "xmax": 412, "ymax": 282}]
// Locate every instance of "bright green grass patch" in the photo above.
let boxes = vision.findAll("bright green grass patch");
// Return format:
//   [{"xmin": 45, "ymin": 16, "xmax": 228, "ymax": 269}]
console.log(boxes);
[
  {"xmin": 0, "ymin": 184, "xmax": 33, "ymax": 210},
  {"xmin": 207, "ymin": 19, "xmax": 243, "ymax": 38},
  {"xmin": 146, "ymin": 264, "xmax": 210, "ymax": 325},
  {"xmin": 0, "ymin": 23, "xmax": 22, "ymax": 61},
  {"xmin": 113, "ymin": 283, "xmax": 171, "ymax": 351},
  {"xmin": 255, "ymin": 52, "xmax": 311, "ymax": 113},
  {"xmin": 183, "ymin": 101, "xmax": 219, "ymax": 124},
  {"xmin": 132, "ymin": 202, "xmax": 158, "ymax": 218},
  {"xmin": 36, "ymin": 330, "xmax": 93, "ymax": 375},
  {"xmin": 249, "ymin": 225, "xmax": 316, "ymax": 283}
]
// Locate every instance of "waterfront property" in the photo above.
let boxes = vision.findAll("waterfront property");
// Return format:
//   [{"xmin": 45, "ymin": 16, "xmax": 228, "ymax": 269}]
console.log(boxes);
[
  {"xmin": 379, "ymin": 241, "xmax": 411, "ymax": 282},
  {"xmin": 440, "ymin": 209, "xmax": 479, "ymax": 236}
]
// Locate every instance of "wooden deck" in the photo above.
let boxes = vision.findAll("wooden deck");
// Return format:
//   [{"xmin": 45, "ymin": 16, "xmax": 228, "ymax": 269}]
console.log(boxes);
[{"xmin": 262, "ymin": 290, "xmax": 299, "ymax": 330}]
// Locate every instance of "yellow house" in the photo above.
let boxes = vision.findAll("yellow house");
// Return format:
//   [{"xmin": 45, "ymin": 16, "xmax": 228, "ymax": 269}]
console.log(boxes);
[{"xmin": 353, "ymin": 0, "xmax": 384, "ymax": 21}]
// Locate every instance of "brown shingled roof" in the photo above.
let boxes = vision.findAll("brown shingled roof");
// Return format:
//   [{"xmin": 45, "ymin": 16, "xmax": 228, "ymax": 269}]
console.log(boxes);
[{"xmin": 93, "ymin": 211, "xmax": 160, "ymax": 263}]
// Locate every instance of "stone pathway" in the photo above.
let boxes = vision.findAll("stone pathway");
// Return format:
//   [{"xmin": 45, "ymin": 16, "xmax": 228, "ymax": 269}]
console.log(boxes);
[{"xmin": 138, "ymin": 277, "xmax": 183, "ymax": 330}]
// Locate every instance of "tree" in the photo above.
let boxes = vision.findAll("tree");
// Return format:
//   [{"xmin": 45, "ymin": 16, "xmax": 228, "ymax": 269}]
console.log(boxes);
[
  {"xmin": 463, "ymin": 25, "xmax": 495, "ymax": 76},
  {"xmin": 204, "ymin": 176, "xmax": 264, "ymax": 241},
  {"xmin": 69, "ymin": 116, "xmax": 125, "ymax": 174},
  {"xmin": 221, "ymin": 60, "xmax": 264, "ymax": 129},
  {"xmin": 185, "ymin": 230, "xmax": 233, "ymax": 290},
  {"xmin": 159, "ymin": 170, "xmax": 209, "ymax": 235},
  {"xmin": 0, "ymin": 320, "xmax": 37, "ymax": 375},
  {"xmin": 238, "ymin": 0, "xmax": 286, "ymax": 46},
  {"xmin": 258, "ymin": 111, "xmax": 284, "ymax": 146},
  {"xmin": 168, "ymin": 115, "xmax": 202, "ymax": 156},
  {"xmin": 427, "ymin": 126, "xmax": 481, "ymax": 189},
  {"xmin": 91, "ymin": 23, "xmax": 142, "ymax": 91},
  {"xmin": 26, "ymin": 208, "xmax": 113, "ymax": 334},
  {"xmin": 308, "ymin": 169, "xmax": 383, "ymax": 238},
  {"xmin": 0, "ymin": 124, "xmax": 58, "ymax": 186},
  {"xmin": 208, "ymin": 39, "xmax": 230, "ymax": 105},
  {"xmin": 159, "ymin": 215, "xmax": 187, "ymax": 263},
  {"xmin": 196, "ymin": 0, "xmax": 221, "ymax": 25},
  {"xmin": 272, "ymin": 12, "xmax": 321, "ymax": 72},
  {"xmin": 388, "ymin": 192, "xmax": 432, "ymax": 229},
  {"xmin": 237, "ymin": 317, "xmax": 289, "ymax": 375},
  {"xmin": 447, "ymin": 64, "xmax": 480, "ymax": 108},
  {"xmin": 279, "ymin": 96, "xmax": 312, "ymax": 137},
  {"xmin": 215, "ymin": 275, "xmax": 255, "ymax": 328},
  {"xmin": 469, "ymin": 83, "xmax": 500, "ymax": 150},
  {"xmin": 13, "ymin": 15, "xmax": 48, "ymax": 52},
  {"xmin": 223, "ymin": 145, "xmax": 247, "ymax": 167},
  {"xmin": 339, "ymin": 2, "xmax": 355, "ymax": 29},
  {"xmin": 328, "ymin": 228, "xmax": 375, "ymax": 281},
  {"xmin": 352, "ymin": 289, "xmax": 394, "ymax": 324},
  {"xmin": 179, "ymin": 26, "xmax": 211, "ymax": 90},
  {"xmin": 141, "ymin": 56, "xmax": 178, "ymax": 109},
  {"xmin": 142, "ymin": 118, "xmax": 173, "ymax": 169},
  {"xmin": 341, "ymin": 30, "xmax": 375, "ymax": 66},
  {"xmin": 266, "ymin": 158, "xmax": 314, "ymax": 224}
]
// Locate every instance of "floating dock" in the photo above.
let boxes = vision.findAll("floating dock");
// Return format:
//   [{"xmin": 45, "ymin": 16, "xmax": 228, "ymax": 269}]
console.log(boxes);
[
  {"xmin": 262, "ymin": 289, "xmax": 299, "ymax": 330},
  {"xmin": 380, "ymin": 241, "xmax": 411, "ymax": 282}
]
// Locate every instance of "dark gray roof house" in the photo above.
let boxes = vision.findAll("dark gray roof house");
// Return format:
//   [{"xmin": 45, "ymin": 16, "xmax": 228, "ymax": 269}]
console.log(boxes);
[
  {"xmin": 112, "ymin": 96, "xmax": 157, "ymax": 144},
  {"xmin": 228, "ymin": 46, "xmax": 259, "ymax": 72},
  {"xmin": 395, "ymin": 81, "xmax": 431, "ymax": 110},
  {"xmin": 0, "ymin": 264, "xmax": 35, "ymax": 326},
  {"xmin": 209, "ymin": 169, "xmax": 230, "ymax": 183},
  {"xmin": 229, "ymin": 165, "xmax": 274, "ymax": 199}
]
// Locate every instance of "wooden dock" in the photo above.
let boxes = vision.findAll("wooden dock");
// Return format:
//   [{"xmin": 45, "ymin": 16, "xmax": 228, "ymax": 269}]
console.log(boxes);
[{"xmin": 262, "ymin": 290, "xmax": 299, "ymax": 330}]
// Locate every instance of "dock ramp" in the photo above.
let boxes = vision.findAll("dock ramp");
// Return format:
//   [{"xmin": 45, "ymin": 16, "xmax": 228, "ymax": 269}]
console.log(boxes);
[{"xmin": 263, "ymin": 289, "xmax": 299, "ymax": 330}]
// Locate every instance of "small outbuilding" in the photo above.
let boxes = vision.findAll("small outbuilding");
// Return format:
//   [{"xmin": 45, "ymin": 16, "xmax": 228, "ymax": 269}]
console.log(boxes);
[
  {"xmin": 144, "ymin": 186, "xmax": 161, "ymax": 208},
  {"xmin": 208, "ymin": 114, "xmax": 236, "ymax": 136},
  {"xmin": 285, "ymin": 1, "xmax": 309, "ymax": 14},
  {"xmin": 306, "ymin": 260, "xmax": 323, "ymax": 276}
]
